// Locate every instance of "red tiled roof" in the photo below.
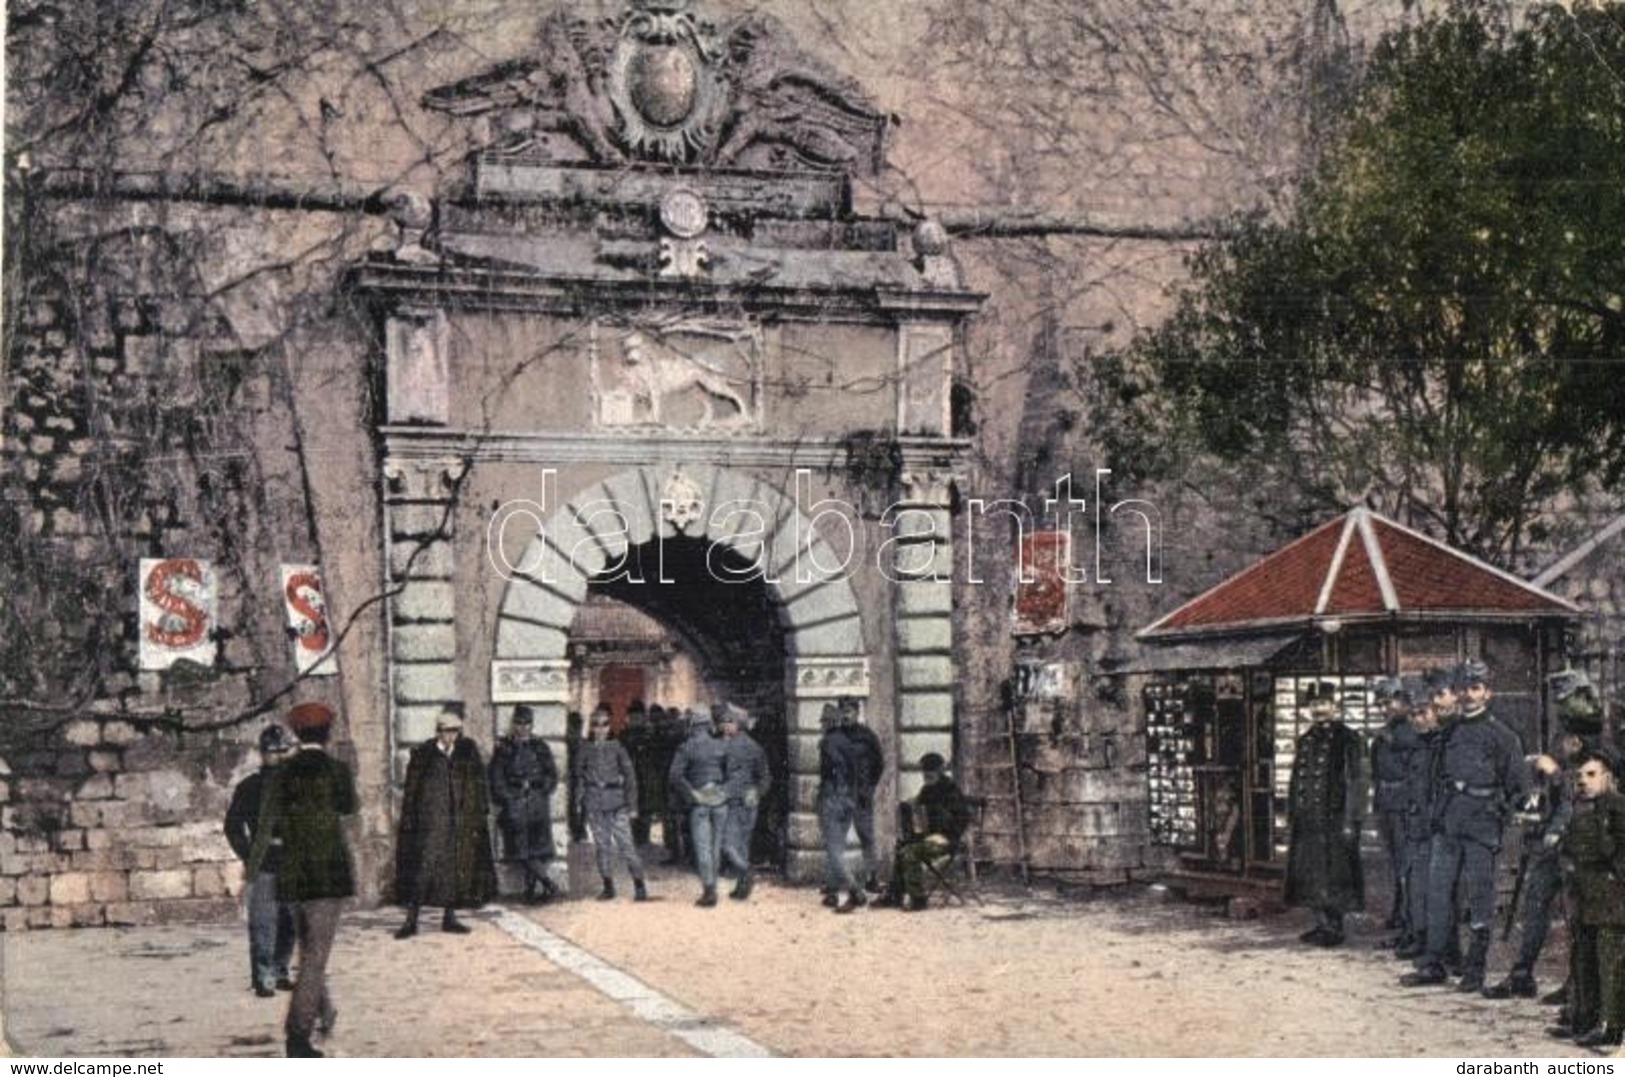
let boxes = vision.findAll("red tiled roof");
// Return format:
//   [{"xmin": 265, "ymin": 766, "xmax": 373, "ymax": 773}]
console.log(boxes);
[{"xmin": 1140, "ymin": 508, "xmax": 1579, "ymax": 639}]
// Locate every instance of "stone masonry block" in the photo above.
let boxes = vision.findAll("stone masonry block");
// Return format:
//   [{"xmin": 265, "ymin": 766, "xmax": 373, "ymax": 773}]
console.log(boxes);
[
  {"xmin": 64, "ymin": 720, "xmax": 101, "ymax": 746},
  {"xmin": 394, "ymin": 662, "xmax": 459, "ymax": 704},
  {"xmin": 493, "ymin": 619, "xmax": 569, "ymax": 661},
  {"xmin": 898, "ymin": 655, "xmax": 954, "ymax": 690},
  {"xmin": 787, "ymin": 615, "xmax": 866, "ymax": 657},
  {"xmin": 392, "ymin": 581, "xmax": 456, "ymax": 623},
  {"xmin": 129, "ymin": 869, "xmax": 192, "ymax": 901},
  {"xmin": 89, "ymin": 872, "xmax": 129, "ymax": 903},
  {"xmin": 782, "ymin": 581, "xmax": 861, "ymax": 634},
  {"xmin": 500, "ymin": 574, "xmax": 579, "ymax": 632},
  {"xmin": 392, "ymin": 623, "xmax": 457, "ymax": 663},
  {"xmin": 897, "ymin": 579, "xmax": 953, "ymax": 616},
  {"xmin": 17, "ymin": 875, "xmax": 48, "ymax": 906},
  {"xmin": 898, "ymin": 691, "xmax": 954, "ymax": 730},
  {"xmin": 390, "ymin": 537, "xmax": 453, "ymax": 579},
  {"xmin": 396, "ymin": 706, "xmax": 444, "ymax": 747},
  {"xmin": 896, "ymin": 616, "xmax": 951, "ymax": 653},
  {"xmin": 49, "ymin": 872, "xmax": 91, "ymax": 905},
  {"xmin": 389, "ymin": 504, "xmax": 452, "ymax": 542}
]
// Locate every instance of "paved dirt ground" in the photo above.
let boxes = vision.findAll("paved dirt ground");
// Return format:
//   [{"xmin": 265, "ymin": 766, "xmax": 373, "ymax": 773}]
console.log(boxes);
[{"xmin": 0, "ymin": 864, "xmax": 1601, "ymax": 1057}]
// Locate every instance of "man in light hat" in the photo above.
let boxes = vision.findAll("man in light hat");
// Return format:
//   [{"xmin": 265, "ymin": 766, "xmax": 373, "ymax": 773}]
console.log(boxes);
[
  {"xmin": 225, "ymin": 724, "xmax": 297, "ymax": 997},
  {"xmin": 488, "ymin": 705, "xmax": 560, "ymax": 904},
  {"xmin": 248, "ymin": 701, "xmax": 356, "ymax": 1058},
  {"xmin": 718, "ymin": 703, "xmax": 771, "ymax": 901},
  {"xmin": 1285, "ymin": 681, "xmax": 1364, "ymax": 948},
  {"xmin": 394, "ymin": 704, "xmax": 496, "ymax": 938},
  {"xmin": 574, "ymin": 705, "xmax": 648, "ymax": 901},
  {"xmin": 668, "ymin": 706, "xmax": 729, "ymax": 906},
  {"xmin": 1402, "ymin": 660, "xmax": 1527, "ymax": 992}
]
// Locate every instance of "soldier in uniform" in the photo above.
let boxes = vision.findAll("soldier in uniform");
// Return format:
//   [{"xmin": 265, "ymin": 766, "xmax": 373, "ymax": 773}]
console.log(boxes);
[
  {"xmin": 1370, "ymin": 677, "xmax": 1420, "ymax": 943},
  {"xmin": 841, "ymin": 698, "xmax": 886, "ymax": 893},
  {"xmin": 624, "ymin": 704, "xmax": 662, "ymax": 847},
  {"xmin": 1549, "ymin": 750, "xmax": 1625, "ymax": 1048},
  {"xmin": 668, "ymin": 707, "xmax": 730, "ymax": 907},
  {"xmin": 225, "ymin": 724, "xmax": 298, "ymax": 997},
  {"xmin": 572, "ymin": 705, "xmax": 648, "ymax": 902},
  {"xmin": 487, "ymin": 706, "xmax": 560, "ymax": 904},
  {"xmin": 817, "ymin": 702, "xmax": 867, "ymax": 914},
  {"xmin": 1483, "ymin": 731, "xmax": 1583, "ymax": 999},
  {"xmin": 1401, "ymin": 660, "xmax": 1527, "ymax": 991},
  {"xmin": 1285, "ymin": 681, "xmax": 1365, "ymax": 947},
  {"xmin": 656, "ymin": 706, "xmax": 691, "ymax": 865},
  {"xmin": 718, "ymin": 703, "xmax": 771, "ymax": 901},
  {"xmin": 1395, "ymin": 681, "xmax": 1453, "ymax": 963}
]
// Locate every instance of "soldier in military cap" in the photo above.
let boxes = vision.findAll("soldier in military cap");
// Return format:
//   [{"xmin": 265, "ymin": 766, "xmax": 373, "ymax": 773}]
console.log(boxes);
[
  {"xmin": 573, "ymin": 705, "xmax": 648, "ymax": 902},
  {"xmin": 817, "ymin": 701, "xmax": 867, "ymax": 913},
  {"xmin": 668, "ymin": 706, "xmax": 729, "ymax": 906},
  {"xmin": 1369, "ymin": 676, "xmax": 1420, "ymax": 943},
  {"xmin": 1394, "ymin": 686, "xmax": 1452, "ymax": 962},
  {"xmin": 1484, "ymin": 730, "xmax": 1584, "ymax": 999},
  {"xmin": 225, "ymin": 724, "xmax": 298, "ymax": 997},
  {"xmin": 1549, "ymin": 750, "xmax": 1625, "ymax": 1048},
  {"xmin": 718, "ymin": 703, "xmax": 771, "ymax": 901},
  {"xmin": 1285, "ymin": 680, "xmax": 1364, "ymax": 947},
  {"xmin": 488, "ymin": 706, "xmax": 560, "ymax": 904},
  {"xmin": 1402, "ymin": 660, "xmax": 1527, "ymax": 992}
]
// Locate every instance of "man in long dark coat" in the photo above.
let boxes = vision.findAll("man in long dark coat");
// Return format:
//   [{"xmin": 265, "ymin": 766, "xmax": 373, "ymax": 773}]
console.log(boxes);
[
  {"xmin": 247, "ymin": 701, "xmax": 356, "ymax": 1059},
  {"xmin": 1285, "ymin": 680, "xmax": 1364, "ymax": 947},
  {"xmin": 394, "ymin": 705, "xmax": 496, "ymax": 938},
  {"xmin": 488, "ymin": 705, "xmax": 559, "ymax": 904}
]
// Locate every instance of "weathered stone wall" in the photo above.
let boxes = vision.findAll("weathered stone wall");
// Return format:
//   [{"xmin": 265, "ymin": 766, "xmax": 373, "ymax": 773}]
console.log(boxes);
[{"xmin": 3, "ymin": 0, "xmax": 1452, "ymax": 921}]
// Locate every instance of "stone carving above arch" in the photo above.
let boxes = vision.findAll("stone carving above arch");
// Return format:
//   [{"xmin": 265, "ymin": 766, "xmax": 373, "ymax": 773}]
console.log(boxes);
[
  {"xmin": 591, "ymin": 317, "xmax": 761, "ymax": 433},
  {"xmin": 421, "ymin": 2, "xmax": 888, "ymax": 175}
]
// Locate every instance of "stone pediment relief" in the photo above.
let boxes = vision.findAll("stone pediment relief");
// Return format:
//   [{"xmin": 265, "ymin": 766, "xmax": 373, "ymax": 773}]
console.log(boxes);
[
  {"xmin": 422, "ymin": 1, "xmax": 887, "ymax": 176},
  {"xmin": 591, "ymin": 316, "xmax": 762, "ymax": 433}
]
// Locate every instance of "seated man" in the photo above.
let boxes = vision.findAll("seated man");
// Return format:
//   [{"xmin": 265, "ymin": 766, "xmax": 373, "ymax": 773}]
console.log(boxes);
[{"xmin": 885, "ymin": 752, "xmax": 971, "ymax": 911}]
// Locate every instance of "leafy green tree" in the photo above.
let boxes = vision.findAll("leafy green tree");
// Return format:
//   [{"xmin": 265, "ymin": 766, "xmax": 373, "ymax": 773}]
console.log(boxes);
[{"xmin": 1096, "ymin": 1, "xmax": 1625, "ymax": 564}]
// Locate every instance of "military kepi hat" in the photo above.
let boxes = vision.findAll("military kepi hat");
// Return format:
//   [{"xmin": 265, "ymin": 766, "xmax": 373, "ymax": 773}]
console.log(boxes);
[
  {"xmin": 259, "ymin": 724, "xmax": 296, "ymax": 753},
  {"xmin": 1299, "ymin": 680, "xmax": 1339, "ymax": 706},
  {"xmin": 1456, "ymin": 659, "xmax": 1490, "ymax": 689}
]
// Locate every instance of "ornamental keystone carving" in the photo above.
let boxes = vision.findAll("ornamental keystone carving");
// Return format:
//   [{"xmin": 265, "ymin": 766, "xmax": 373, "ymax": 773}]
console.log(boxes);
[
  {"xmin": 422, "ymin": 1, "xmax": 887, "ymax": 175},
  {"xmin": 661, "ymin": 467, "xmax": 706, "ymax": 532}
]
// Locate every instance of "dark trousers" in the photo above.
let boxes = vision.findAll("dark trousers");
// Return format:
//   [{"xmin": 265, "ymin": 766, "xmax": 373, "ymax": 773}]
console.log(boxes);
[
  {"xmin": 854, "ymin": 795, "xmax": 879, "ymax": 883},
  {"xmin": 722, "ymin": 800, "xmax": 758, "ymax": 875},
  {"xmin": 247, "ymin": 870, "xmax": 295, "ymax": 989},
  {"xmin": 1424, "ymin": 829, "xmax": 1500, "ymax": 972},
  {"xmin": 894, "ymin": 839, "xmax": 951, "ymax": 899},
  {"xmin": 1511, "ymin": 849, "xmax": 1565, "ymax": 974},
  {"xmin": 586, "ymin": 807, "xmax": 644, "ymax": 882},
  {"xmin": 1571, "ymin": 924, "xmax": 1625, "ymax": 1033},
  {"xmin": 1378, "ymin": 810, "xmax": 1408, "ymax": 927},
  {"xmin": 287, "ymin": 898, "xmax": 341, "ymax": 1042},
  {"xmin": 819, "ymin": 795, "xmax": 857, "ymax": 892}
]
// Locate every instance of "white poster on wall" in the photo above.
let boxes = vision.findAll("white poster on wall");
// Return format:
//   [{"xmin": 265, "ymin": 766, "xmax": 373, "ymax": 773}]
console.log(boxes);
[
  {"xmin": 137, "ymin": 558, "xmax": 218, "ymax": 671},
  {"xmin": 280, "ymin": 564, "xmax": 338, "ymax": 676}
]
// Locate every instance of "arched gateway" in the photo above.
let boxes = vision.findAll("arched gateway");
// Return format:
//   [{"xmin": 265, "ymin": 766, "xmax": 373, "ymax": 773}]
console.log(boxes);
[
  {"xmin": 491, "ymin": 464, "xmax": 872, "ymax": 877},
  {"xmin": 359, "ymin": 0, "xmax": 982, "ymax": 885}
]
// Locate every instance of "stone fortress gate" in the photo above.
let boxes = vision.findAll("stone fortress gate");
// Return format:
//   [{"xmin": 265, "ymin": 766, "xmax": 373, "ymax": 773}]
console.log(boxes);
[{"xmin": 357, "ymin": 0, "xmax": 982, "ymax": 880}]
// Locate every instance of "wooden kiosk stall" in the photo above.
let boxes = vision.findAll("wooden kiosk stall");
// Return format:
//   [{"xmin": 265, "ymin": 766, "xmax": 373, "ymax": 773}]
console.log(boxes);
[{"xmin": 1136, "ymin": 509, "xmax": 1580, "ymax": 887}]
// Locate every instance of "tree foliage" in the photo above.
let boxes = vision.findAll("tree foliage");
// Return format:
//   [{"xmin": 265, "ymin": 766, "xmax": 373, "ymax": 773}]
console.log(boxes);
[{"xmin": 1096, "ymin": 1, "xmax": 1625, "ymax": 563}]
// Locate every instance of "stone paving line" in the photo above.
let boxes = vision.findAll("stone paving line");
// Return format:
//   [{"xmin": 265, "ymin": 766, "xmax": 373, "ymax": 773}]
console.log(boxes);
[{"xmin": 490, "ymin": 907, "xmax": 773, "ymax": 1058}]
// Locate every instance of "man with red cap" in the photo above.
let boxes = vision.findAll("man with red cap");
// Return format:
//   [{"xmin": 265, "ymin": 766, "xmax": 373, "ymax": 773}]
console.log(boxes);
[{"xmin": 247, "ymin": 700, "xmax": 356, "ymax": 1059}]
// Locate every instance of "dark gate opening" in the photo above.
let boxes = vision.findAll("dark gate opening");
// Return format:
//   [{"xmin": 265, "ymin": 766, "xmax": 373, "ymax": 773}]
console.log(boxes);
[{"xmin": 581, "ymin": 535, "xmax": 790, "ymax": 869}]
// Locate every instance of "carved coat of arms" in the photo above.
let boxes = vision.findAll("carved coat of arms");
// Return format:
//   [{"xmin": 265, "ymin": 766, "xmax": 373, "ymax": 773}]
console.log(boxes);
[{"xmin": 422, "ymin": 0, "xmax": 887, "ymax": 174}]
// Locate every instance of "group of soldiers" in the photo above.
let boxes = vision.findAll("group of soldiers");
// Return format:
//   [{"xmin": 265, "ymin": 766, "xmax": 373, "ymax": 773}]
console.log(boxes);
[{"xmin": 1286, "ymin": 659, "xmax": 1625, "ymax": 1048}]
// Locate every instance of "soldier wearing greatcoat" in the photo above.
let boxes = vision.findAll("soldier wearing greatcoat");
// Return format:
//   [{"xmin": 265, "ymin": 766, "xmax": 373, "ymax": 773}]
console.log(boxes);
[
  {"xmin": 1285, "ymin": 681, "xmax": 1365, "ymax": 947},
  {"xmin": 488, "ymin": 706, "xmax": 560, "ymax": 904}
]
